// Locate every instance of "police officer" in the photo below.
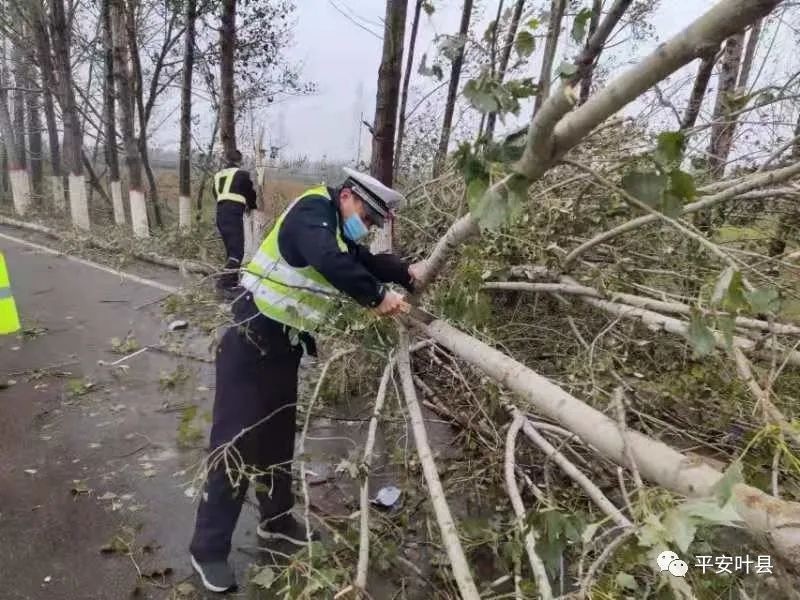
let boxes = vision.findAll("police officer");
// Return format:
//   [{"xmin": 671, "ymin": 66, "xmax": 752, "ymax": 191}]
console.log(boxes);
[
  {"xmin": 189, "ymin": 168, "xmax": 423, "ymax": 592},
  {"xmin": 214, "ymin": 149, "xmax": 257, "ymax": 296}
]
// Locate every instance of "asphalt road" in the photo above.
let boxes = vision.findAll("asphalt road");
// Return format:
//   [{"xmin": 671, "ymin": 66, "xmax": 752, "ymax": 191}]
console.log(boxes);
[{"xmin": 0, "ymin": 227, "xmax": 281, "ymax": 599}]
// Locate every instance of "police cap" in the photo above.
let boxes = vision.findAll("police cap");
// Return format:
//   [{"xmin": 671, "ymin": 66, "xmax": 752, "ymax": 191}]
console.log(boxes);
[{"xmin": 342, "ymin": 167, "xmax": 405, "ymax": 228}]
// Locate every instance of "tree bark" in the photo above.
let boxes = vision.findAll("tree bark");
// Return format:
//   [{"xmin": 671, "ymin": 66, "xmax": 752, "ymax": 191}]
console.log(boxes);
[
  {"xmin": 219, "ymin": 0, "xmax": 237, "ymax": 156},
  {"xmin": 432, "ymin": 0, "xmax": 473, "ymax": 178},
  {"xmin": 124, "ymin": 1, "xmax": 163, "ymax": 228},
  {"xmin": 707, "ymin": 31, "xmax": 745, "ymax": 178},
  {"xmin": 680, "ymin": 49, "xmax": 717, "ymax": 130},
  {"xmin": 179, "ymin": 0, "xmax": 196, "ymax": 231},
  {"xmin": 370, "ymin": 0, "xmax": 407, "ymax": 187},
  {"xmin": 534, "ymin": 0, "xmax": 567, "ymax": 114},
  {"xmin": 101, "ymin": 0, "xmax": 124, "ymax": 225},
  {"xmin": 26, "ymin": 59, "xmax": 43, "ymax": 197},
  {"xmin": 393, "ymin": 0, "xmax": 422, "ymax": 175},
  {"xmin": 31, "ymin": 5, "xmax": 63, "ymax": 210},
  {"xmin": 737, "ymin": 19, "xmax": 762, "ymax": 91},
  {"xmin": 48, "ymin": 0, "xmax": 88, "ymax": 229},
  {"xmin": 111, "ymin": 0, "xmax": 148, "ymax": 237},
  {"xmin": 578, "ymin": 0, "xmax": 603, "ymax": 105},
  {"xmin": 11, "ymin": 41, "xmax": 26, "ymax": 170},
  {"xmin": 0, "ymin": 56, "xmax": 30, "ymax": 215},
  {"xmin": 485, "ymin": 0, "xmax": 525, "ymax": 141}
]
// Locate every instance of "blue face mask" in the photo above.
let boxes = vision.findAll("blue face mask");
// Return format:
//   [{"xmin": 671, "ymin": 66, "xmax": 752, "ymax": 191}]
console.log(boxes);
[{"xmin": 342, "ymin": 214, "xmax": 369, "ymax": 241}]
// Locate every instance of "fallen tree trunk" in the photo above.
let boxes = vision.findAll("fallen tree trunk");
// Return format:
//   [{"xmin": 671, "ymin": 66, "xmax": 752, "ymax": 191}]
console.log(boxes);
[{"xmin": 410, "ymin": 316, "xmax": 800, "ymax": 566}]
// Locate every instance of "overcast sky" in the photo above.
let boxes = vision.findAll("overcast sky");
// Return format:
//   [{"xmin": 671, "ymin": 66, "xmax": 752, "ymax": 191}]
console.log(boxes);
[{"xmin": 151, "ymin": 1, "xmax": 796, "ymax": 163}]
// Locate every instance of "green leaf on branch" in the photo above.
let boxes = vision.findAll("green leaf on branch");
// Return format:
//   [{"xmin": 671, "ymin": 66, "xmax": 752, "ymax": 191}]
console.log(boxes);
[
  {"xmin": 711, "ymin": 461, "xmax": 744, "ymax": 506},
  {"xmin": 615, "ymin": 572, "xmax": 638, "ymax": 591},
  {"xmin": 663, "ymin": 508, "xmax": 697, "ymax": 553},
  {"xmin": 557, "ymin": 61, "xmax": 578, "ymax": 77},
  {"xmin": 526, "ymin": 18, "xmax": 540, "ymax": 30},
  {"xmin": 711, "ymin": 267, "xmax": 747, "ymax": 312},
  {"xmin": 654, "ymin": 131, "xmax": 686, "ymax": 168},
  {"xmin": 469, "ymin": 175, "xmax": 528, "ymax": 231},
  {"xmin": 463, "ymin": 78, "xmax": 500, "ymax": 113},
  {"xmin": 688, "ymin": 309, "xmax": 716, "ymax": 357},
  {"xmin": 669, "ymin": 169, "xmax": 696, "ymax": 201},
  {"xmin": 505, "ymin": 77, "xmax": 537, "ymax": 99},
  {"xmin": 439, "ymin": 34, "xmax": 466, "ymax": 61},
  {"xmin": 716, "ymin": 315, "xmax": 735, "ymax": 350},
  {"xmin": 250, "ymin": 566, "xmax": 275, "ymax": 590},
  {"xmin": 571, "ymin": 7, "xmax": 593, "ymax": 43},
  {"xmin": 622, "ymin": 171, "xmax": 667, "ymax": 208},
  {"xmin": 515, "ymin": 30, "xmax": 535, "ymax": 58},
  {"xmin": 744, "ymin": 287, "xmax": 781, "ymax": 314}
]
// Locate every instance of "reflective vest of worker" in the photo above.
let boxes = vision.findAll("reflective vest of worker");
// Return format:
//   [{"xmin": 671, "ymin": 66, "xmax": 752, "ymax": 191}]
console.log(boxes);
[
  {"xmin": 240, "ymin": 186, "xmax": 347, "ymax": 333},
  {"xmin": 0, "ymin": 251, "xmax": 21, "ymax": 334},
  {"xmin": 214, "ymin": 167, "xmax": 247, "ymax": 204}
]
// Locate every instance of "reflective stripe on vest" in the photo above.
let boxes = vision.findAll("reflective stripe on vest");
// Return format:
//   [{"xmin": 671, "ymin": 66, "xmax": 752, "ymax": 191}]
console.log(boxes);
[
  {"xmin": 214, "ymin": 167, "xmax": 247, "ymax": 204},
  {"xmin": 241, "ymin": 185, "xmax": 347, "ymax": 332},
  {"xmin": 0, "ymin": 252, "xmax": 21, "ymax": 335}
]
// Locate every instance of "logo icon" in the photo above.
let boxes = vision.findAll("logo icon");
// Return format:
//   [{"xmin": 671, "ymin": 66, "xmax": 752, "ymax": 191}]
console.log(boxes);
[{"xmin": 656, "ymin": 550, "xmax": 687, "ymax": 577}]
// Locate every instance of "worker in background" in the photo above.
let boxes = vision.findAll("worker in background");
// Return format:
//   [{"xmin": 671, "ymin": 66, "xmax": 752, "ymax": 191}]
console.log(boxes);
[
  {"xmin": 214, "ymin": 149, "xmax": 257, "ymax": 298},
  {"xmin": 189, "ymin": 168, "xmax": 424, "ymax": 593},
  {"xmin": 0, "ymin": 251, "xmax": 20, "ymax": 335}
]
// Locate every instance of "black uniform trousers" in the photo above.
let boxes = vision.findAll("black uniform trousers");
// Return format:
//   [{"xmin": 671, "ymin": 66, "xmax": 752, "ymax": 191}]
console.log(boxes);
[
  {"xmin": 189, "ymin": 295, "xmax": 302, "ymax": 562},
  {"xmin": 216, "ymin": 200, "xmax": 246, "ymax": 290}
]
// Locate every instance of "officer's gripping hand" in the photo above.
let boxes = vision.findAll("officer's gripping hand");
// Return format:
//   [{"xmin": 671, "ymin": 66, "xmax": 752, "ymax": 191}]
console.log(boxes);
[{"xmin": 373, "ymin": 290, "xmax": 409, "ymax": 317}]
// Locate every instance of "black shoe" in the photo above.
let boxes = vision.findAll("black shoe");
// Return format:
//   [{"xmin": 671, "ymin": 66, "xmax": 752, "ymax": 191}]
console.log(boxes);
[
  {"xmin": 190, "ymin": 554, "xmax": 237, "ymax": 593},
  {"xmin": 256, "ymin": 515, "xmax": 320, "ymax": 546}
]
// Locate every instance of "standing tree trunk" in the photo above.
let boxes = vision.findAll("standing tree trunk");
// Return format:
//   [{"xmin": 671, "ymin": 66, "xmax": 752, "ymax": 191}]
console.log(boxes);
[
  {"xmin": 219, "ymin": 0, "xmax": 237, "ymax": 156},
  {"xmin": 0, "ymin": 59, "xmax": 30, "ymax": 215},
  {"xmin": 534, "ymin": 0, "xmax": 567, "ymax": 114},
  {"xmin": 102, "ymin": 0, "xmax": 124, "ymax": 225},
  {"xmin": 485, "ymin": 0, "xmax": 525, "ymax": 140},
  {"xmin": 124, "ymin": 2, "xmax": 163, "ymax": 228},
  {"xmin": 794, "ymin": 111, "xmax": 800, "ymax": 161},
  {"xmin": 737, "ymin": 19, "xmax": 762, "ymax": 92},
  {"xmin": 11, "ymin": 42, "xmax": 27, "ymax": 171},
  {"xmin": 179, "ymin": 0, "xmax": 196, "ymax": 231},
  {"xmin": 26, "ymin": 60, "xmax": 43, "ymax": 198},
  {"xmin": 680, "ymin": 48, "xmax": 718, "ymax": 131},
  {"xmin": 707, "ymin": 31, "xmax": 745, "ymax": 178},
  {"xmin": 578, "ymin": 0, "xmax": 603, "ymax": 105},
  {"xmin": 32, "ymin": 3, "xmax": 64, "ymax": 210},
  {"xmin": 393, "ymin": 0, "xmax": 422, "ymax": 175},
  {"xmin": 111, "ymin": 0, "xmax": 148, "ymax": 237},
  {"xmin": 48, "ymin": 0, "xmax": 89, "ymax": 229},
  {"xmin": 370, "ymin": 0, "xmax": 408, "ymax": 253},
  {"xmin": 432, "ymin": 0, "xmax": 474, "ymax": 178}
]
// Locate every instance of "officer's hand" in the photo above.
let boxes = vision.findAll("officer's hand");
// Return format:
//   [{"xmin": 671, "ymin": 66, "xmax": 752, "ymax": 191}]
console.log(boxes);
[{"xmin": 374, "ymin": 290, "xmax": 408, "ymax": 317}]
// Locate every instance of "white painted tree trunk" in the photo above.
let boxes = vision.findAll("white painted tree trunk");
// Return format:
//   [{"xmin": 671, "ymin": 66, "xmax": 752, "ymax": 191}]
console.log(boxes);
[
  {"xmin": 129, "ymin": 189, "xmax": 149, "ymax": 238},
  {"xmin": 111, "ymin": 180, "xmax": 125, "ymax": 226},
  {"xmin": 68, "ymin": 173, "xmax": 90, "ymax": 230},
  {"xmin": 9, "ymin": 169, "xmax": 31, "ymax": 216},
  {"xmin": 243, "ymin": 209, "xmax": 268, "ymax": 262},
  {"xmin": 50, "ymin": 175, "xmax": 65, "ymax": 212},
  {"xmin": 178, "ymin": 195, "xmax": 192, "ymax": 231}
]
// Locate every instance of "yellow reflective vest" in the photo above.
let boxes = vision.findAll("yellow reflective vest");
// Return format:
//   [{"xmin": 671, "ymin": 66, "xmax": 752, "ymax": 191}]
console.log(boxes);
[
  {"xmin": 214, "ymin": 167, "xmax": 247, "ymax": 204},
  {"xmin": 240, "ymin": 186, "xmax": 347, "ymax": 333},
  {"xmin": 0, "ymin": 251, "xmax": 20, "ymax": 334}
]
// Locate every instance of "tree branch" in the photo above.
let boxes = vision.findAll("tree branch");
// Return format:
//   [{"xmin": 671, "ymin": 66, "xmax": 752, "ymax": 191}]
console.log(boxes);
[{"xmin": 396, "ymin": 325, "xmax": 480, "ymax": 599}]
